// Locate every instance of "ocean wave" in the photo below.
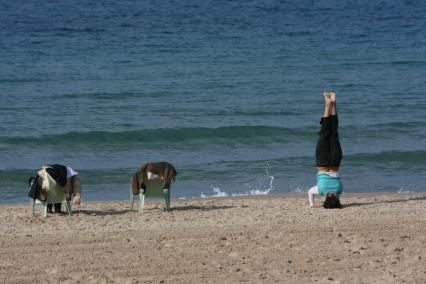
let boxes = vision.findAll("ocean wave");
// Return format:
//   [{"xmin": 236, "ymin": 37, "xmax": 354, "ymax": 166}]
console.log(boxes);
[
  {"xmin": 0, "ymin": 78, "xmax": 49, "ymax": 83},
  {"xmin": 1, "ymin": 126, "xmax": 312, "ymax": 146},
  {"xmin": 56, "ymin": 27, "xmax": 106, "ymax": 34},
  {"xmin": 338, "ymin": 60, "xmax": 426, "ymax": 67},
  {"xmin": 206, "ymin": 110, "xmax": 300, "ymax": 117},
  {"xmin": 342, "ymin": 121, "xmax": 423, "ymax": 138},
  {"xmin": 62, "ymin": 91, "xmax": 149, "ymax": 100},
  {"xmin": 346, "ymin": 150, "xmax": 426, "ymax": 163}
]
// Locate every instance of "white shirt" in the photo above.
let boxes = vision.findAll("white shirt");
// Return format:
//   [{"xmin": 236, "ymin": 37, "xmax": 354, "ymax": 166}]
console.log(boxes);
[
  {"xmin": 318, "ymin": 171, "xmax": 340, "ymax": 178},
  {"xmin": 66, "ymin": 166, "xmax": 79, "ymax": 178}
]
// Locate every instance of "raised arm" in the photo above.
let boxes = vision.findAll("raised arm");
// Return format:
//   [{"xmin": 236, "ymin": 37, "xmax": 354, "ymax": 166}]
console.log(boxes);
[{"xmin": 308, "ymin": 186, "xmax": 319, "ymax": 208}]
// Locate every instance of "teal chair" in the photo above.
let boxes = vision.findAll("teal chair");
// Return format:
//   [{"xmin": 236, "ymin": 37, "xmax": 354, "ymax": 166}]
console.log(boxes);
[
  {"xmin": 29, "ymin": 172, "xmax": 72, "ymax": 218},
  {"xmin": 130, "ymin": 172, "xmax": 171, "ymax": 212}
]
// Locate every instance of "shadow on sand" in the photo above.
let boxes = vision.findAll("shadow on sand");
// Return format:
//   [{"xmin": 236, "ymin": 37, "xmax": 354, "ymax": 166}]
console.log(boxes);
[
  {"xmin": 74, "ymin": 209, "xmax": 132, "ymax": 216},
  {"xmin": 343, "ymin": 196, "xmax": 426, "ymax": 208},
  {"xmin": 73, "ymin": 205, "xmax": 235, "ymax": 215},
  {"xmin": 171, "ymin": 205, "xmax": 235, "ymax": 211}
]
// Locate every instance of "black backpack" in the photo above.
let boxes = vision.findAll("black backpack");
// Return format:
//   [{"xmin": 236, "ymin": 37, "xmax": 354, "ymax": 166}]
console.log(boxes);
[{"xmin": 27, "ymin": 176, "xmax": 40, "ymax": 200}]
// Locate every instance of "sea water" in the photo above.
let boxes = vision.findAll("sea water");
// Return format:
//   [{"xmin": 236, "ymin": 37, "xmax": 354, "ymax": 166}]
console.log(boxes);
[{"xmin": 1, "ymin": 0, "xmax": 425, "ymax": 203}]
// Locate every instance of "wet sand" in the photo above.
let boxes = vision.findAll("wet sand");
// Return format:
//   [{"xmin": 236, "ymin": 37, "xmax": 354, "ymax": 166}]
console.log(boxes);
[{"xmin": 0, "ymin": 193, "xmax": 425, "ymax": 283}]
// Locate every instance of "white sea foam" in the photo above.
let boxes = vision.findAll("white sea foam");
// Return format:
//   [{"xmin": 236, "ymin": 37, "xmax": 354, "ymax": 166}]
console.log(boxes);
[
  {"xmin": 199, "ymin": 165, "xmax": 275, "ymax": 198},
  {"xmin": 398, "ymin": 186, "xmax": 410, "ymax": 193},
  {"xmin": 211, "ymin": 186, "xmax": 229, "ymax": 197},
  {"xmin": 242, "ymin": 164, "xmax": 275, "ymax": 195},
  {"xmin": 230, "ymin": 188, "xmax": 272, "ymax": 197},
  {"xmin": 292, "ymin": 187, "xmax": 306, "ymax": 193}
]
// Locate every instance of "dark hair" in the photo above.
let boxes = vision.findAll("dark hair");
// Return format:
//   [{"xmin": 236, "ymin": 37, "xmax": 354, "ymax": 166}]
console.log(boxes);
[{"xmin": 323, "ymin": 193, "xmax": 341, "ymax": 209}]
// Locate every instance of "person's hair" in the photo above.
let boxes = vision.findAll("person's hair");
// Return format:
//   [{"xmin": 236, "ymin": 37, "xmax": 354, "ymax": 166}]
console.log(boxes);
[{"xmin": 323, "ymin": 193, "xmax": 341, "ymax": 209}]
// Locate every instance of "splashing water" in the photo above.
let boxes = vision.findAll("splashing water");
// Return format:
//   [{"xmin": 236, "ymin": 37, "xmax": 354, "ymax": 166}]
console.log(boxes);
[
  {"xmin": 293, "ymin": 187, "xmax": 306, "ymax": 193},
  {"xmin": 199, "ymin": 165, "xmax": 275, "ymax": 198},
  {"xmin": 200, "ymin": 186, "xmax": 229, "ymax": 198},
  {"xmin": 398, "ymin": 187, "xmax": 410, "ymax": 193},
  {"xmin": 211, "ymin": 186, "xmax": 229, "ymax": 197},
  {"xmin": 244, "ymin": 164, "xmax": 275, "ymax": 195}
]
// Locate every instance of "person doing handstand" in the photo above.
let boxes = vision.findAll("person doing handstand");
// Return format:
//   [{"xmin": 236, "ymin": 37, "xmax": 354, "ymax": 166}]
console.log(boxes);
[{"xmin": 308, "ymin": 92, "xmax": 343, "ymax": 209}]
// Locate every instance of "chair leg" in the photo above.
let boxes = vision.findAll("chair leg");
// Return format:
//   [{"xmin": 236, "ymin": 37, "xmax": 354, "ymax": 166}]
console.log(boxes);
[
  {"xmin": 41, "ymin": 201, "xmax": 48, "ymax": 218},
  {"xmin": 65, "ymin": 199, "xmax": 73, "ymax": 216},
  {"xmin": 29, "ymin": 198, "xmax": 35, "ymax": 217},
  {"xmin": 168, "ymin": 191, "xmax": 171, "ymax": 211},
  {"xmin": 130, "ymin": 186, "xmax": 134, "ymax": 210},
  {"xmin": 139, "ymin": 193, "xmax": 145, "ymax": 212},
  {"xmin": 164, "ymin": 189, "xmax": 170, "ymax": 212}
]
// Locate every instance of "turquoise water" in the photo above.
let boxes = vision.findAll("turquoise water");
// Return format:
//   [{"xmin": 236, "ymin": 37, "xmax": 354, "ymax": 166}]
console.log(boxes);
[{"xmin": 1, "ymin": 0, "xmax": 425, "ymax": 203}]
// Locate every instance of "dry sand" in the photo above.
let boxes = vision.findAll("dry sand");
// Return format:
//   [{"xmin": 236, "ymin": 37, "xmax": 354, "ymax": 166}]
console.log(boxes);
[{"xmin": 0, "ymin": 193, "xmax": 425, "ymax": 283}]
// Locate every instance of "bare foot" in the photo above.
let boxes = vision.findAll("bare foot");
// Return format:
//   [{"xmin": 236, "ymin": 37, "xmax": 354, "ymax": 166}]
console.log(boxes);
[
  {"xmin": 329, "ymin": 92, "xmax": 336, "ymax": 103},
  {"xmin": 323, "ymin": 92, "xmax": 331, "ymax": 103}
]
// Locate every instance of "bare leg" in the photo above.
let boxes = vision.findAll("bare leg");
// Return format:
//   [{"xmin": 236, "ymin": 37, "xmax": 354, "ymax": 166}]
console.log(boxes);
[
  {"xmin": 328, "ymin": 91, "xmax": 342, "ymax": 170},
  {"xmin": 330, "ymin": 92, "xmax": 337, "ymax": 115},
  {"xmin": 323, "ymin": 92, "xmax": 331, "ymax": 117}
]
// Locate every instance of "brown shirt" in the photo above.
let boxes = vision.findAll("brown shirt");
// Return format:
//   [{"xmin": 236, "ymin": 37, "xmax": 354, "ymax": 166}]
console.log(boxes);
[{"xmin": 131, "ymin": 161, "xmax": 177, "ymax": 195}]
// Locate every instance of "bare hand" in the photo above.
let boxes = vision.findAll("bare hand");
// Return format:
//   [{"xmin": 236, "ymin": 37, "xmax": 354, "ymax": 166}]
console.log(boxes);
[{"xmin": 310, "ymin": 205, "xmax": 322, "ymax": 208}]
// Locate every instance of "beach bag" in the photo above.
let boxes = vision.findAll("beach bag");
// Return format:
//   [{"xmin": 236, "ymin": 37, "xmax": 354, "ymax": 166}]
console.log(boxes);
[{"xmin": 27, "ymin": 176, "xmax": 40, "ymax": 199}]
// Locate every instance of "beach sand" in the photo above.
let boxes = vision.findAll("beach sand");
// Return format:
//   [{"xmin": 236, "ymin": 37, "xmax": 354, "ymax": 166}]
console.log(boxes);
[{"xmin": 0, "ymin": 193, "xmax": 425, "ymax": 283}]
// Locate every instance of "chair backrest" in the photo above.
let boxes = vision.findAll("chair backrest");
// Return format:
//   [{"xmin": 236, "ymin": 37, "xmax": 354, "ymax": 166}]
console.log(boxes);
[
  {"xmin": 43, "ymin": 172, "xmax": 67, "ymax": 203},
  {"xmin": 143, "ymin": 172, "xmax": 168, "ymax": 197}
]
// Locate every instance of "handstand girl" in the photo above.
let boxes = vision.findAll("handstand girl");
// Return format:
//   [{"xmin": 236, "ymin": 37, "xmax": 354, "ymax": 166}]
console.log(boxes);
[{"xmin": 308, "ymin": 92, "xmax": 343, "ymax": 209}]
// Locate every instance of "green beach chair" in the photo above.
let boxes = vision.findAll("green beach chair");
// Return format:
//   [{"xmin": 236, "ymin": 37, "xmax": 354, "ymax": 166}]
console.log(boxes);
[
  {"xmin": 130, "ymin": 172, "xmax": 171, "ymax": 212},
  {"xmin": 29, "ymin": 172, "xmax": 72, "ymax": 218}
]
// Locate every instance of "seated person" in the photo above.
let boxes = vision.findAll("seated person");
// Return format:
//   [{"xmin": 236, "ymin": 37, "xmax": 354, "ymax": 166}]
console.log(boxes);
[
  {"xmin": 131, "ymin": 161, "xmax": 177, "ymax": 195},
  {"xmin": 28, "ymin": 164, "xmax": 82, "ymax": 213}
]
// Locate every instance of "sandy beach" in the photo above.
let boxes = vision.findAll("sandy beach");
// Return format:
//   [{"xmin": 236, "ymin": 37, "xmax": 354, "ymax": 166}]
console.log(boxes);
[{"xmin": 0, "ymin": 193, "xmax": 425, "ymax": 283}]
